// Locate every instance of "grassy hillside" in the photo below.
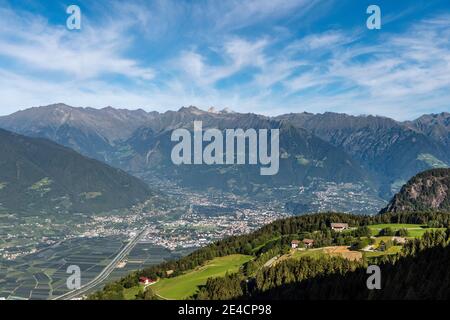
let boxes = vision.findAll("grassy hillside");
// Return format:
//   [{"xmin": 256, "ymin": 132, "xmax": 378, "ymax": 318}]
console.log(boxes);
[{"xmin": 149, "ymin": 254, "xmax": 252, "ymax": 300}]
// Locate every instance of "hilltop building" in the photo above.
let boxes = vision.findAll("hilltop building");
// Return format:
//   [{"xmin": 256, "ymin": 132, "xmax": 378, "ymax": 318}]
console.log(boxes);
[{"xmin": 331, "ymin": 223, "xmax": 349, "ymax": 232}]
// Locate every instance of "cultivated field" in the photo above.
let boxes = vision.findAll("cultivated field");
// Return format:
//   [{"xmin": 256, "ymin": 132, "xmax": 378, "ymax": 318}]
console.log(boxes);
[
  {"xmin": 323, "ymin": 246, "xmax": 363, "ymax": 261},
  {"xmin": 0, "ymin": 237, "xmax": 180, "ymax": 300}
]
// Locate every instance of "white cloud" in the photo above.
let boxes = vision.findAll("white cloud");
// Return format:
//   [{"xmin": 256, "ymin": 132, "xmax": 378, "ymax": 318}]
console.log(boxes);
[
  {"xmin": 176, "ymin": 37, "xmax": 268, "ymax": 86},
  {"xmin": 326, "ymin": 15, "xmax": 450, "ymax": 101},
  {"xmin": 0, "ymin": 7, "xmax": 154, "ymax": 81}
]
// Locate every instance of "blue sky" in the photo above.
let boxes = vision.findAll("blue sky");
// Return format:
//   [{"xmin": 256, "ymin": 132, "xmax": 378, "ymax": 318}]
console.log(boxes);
[{"xmin": 0, "ymin": 0, "xmax": 449, "ymax": 119}]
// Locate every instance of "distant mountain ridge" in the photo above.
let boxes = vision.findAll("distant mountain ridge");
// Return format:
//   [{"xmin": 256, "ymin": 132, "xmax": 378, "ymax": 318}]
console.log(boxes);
[
  {"xmin": 380, "ymin": 168, "xmax": 450, "ymax": 213},
  {"xmin": 0, "ymin": 128, "xmax": 151, "ymax": 215},
  {"xmin": 0, "ymin": 104, "xmax": 448, "ymax": 207},
  {"xmin": 0, "ymin": 105, "xmax": 369, "ymax": 188},
  {"xmin": 0, "ymin": 104, "xmax": 158, "ymax": 162},
  {"xmin": 276, "ymin": 112, "xmax": 450, "ymax": 197}
]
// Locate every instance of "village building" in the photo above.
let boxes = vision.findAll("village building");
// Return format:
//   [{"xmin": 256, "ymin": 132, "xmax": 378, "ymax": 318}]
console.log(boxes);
[
  {"xmin": 166, "ymin": 270, "xmax": 174, "ymax": 276},
  {"xmin": 302, "ymin": 239, "xmax": 314, "ymax": 248},
  {"xmin": 116, "ymin": 260, "xmax": 127, "ymax": 268},
  {"xmin": 291, "ymin": 240, "xmax": 300, "ymax": 249},
  {"xmin": 331, "ymin": 223, "xmax": 349, "ymax": 232}
]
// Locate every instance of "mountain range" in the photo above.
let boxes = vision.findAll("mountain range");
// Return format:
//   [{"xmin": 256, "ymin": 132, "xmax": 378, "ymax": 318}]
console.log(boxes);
[
  {"xmin": 0, "ymin": 128, "xmax": 151, "ymax": 215},
  {"xmin": 276, "ymin": 112, "xmax": 450, "ymax": 198},
  {"xmin": 0, "ymin": 104, "xmax": 449, "ymax": 206}
]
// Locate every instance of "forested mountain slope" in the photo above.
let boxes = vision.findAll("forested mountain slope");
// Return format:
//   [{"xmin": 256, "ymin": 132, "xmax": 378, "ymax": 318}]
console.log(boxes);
[{"xmin": 0, "ymin": 128, "xmax": 151, "ymax": 215}]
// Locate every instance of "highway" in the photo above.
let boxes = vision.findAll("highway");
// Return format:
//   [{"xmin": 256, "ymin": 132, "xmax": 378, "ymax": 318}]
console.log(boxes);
[{"xmin": 53, "ymin": 228, "xmax": 147, "ymax": 300}]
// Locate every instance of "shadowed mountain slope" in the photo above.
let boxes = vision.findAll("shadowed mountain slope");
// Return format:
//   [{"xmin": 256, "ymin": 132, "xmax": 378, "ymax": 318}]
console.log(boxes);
[{"xmin": 0, "ymin": 128, "xmax": 151, "ymax": 215}]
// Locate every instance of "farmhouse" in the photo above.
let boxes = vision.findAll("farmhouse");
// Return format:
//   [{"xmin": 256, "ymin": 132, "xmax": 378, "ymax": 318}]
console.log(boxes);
[
  {"xmin": 331, "ymin": 223, "xmax": 349, "ymax": 232},
  {"xmin": 139, "ymin": 277, "xmax": 156, "ymax": 285},
  {"xmin": 291, "ymin": 240, "xmax": 300, "ymax": 249},
  {"xmin": 302, "ymin": 239, "xmax": 314, "ymax": 248}
]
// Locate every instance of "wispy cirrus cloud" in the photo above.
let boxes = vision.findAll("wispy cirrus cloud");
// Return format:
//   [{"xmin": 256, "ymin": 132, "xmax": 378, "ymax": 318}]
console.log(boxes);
[
  {"xmin": 176, "ymin": 37, "xmax": 268, "ymax": 87},
  {"xmin": 0, "ymin": 6, "xmax": 154, "ymax": 80},
  {"xmin": 161, "ymin": 12, "xmax": 450, "ymax": 119}
]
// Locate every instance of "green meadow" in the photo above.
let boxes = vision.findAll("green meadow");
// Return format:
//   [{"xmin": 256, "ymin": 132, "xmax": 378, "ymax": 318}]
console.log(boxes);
[
  {"xmin": 367, "ymin": 223, "xmax": 444, "ymax": 237},
  {"xmin": 150, "ymin": 254, "xmax": 252, "ymax": 300}
]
